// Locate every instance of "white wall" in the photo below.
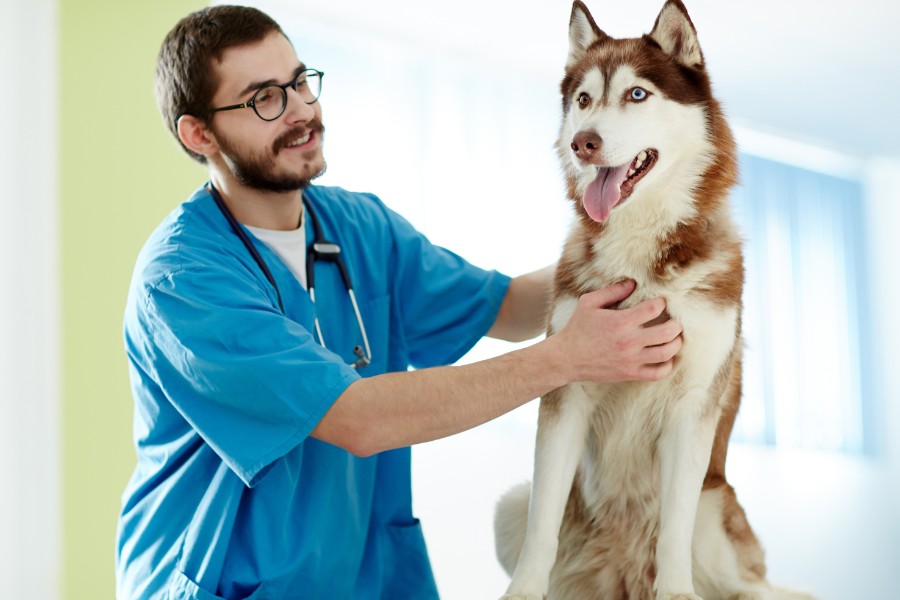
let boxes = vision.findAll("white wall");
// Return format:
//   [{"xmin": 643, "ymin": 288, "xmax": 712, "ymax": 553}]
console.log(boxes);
[{"xmin": 0, "ymin": 0, "xmax": 62, "ymax": 598}]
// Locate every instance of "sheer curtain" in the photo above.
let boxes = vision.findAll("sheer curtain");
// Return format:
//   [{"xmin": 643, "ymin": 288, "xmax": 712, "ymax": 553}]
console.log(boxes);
[{"xmin": 731, "ymin": 154, "xmax": 870, "ymax": 454}]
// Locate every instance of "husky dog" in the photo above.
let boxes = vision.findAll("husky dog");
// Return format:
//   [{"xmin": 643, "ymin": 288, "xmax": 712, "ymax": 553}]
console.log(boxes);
[{"xmin": 494, "ymin": 2, "xmax": 816, "ymax": 599}]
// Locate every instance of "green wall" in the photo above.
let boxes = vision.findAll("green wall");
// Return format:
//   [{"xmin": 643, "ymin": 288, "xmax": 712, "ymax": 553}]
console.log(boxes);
[{"xmin": 60, "ymin": 1, "xmax": 204, "ymax": 597}]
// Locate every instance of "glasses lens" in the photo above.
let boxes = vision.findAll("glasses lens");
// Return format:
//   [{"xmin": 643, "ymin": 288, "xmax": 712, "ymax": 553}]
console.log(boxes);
[
  {"xmin": 253, "ymin": 85, "xmax": 286, "ymax": 120},
  {"xmin": 298, "ymin": 70, "xmax": 322, "ymax": 104}
]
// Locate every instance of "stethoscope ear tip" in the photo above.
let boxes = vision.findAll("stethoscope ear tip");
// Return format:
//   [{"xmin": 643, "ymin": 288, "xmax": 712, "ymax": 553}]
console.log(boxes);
[{"xmin": 352, "ymin": 345, "xmax": 371, "ymax": 369}]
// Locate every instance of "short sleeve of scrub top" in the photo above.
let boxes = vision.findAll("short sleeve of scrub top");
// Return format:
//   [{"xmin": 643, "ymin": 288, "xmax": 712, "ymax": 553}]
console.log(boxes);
[
  {"xmin": 141, "ymin": 251, "xmax": 361, "ymax": 486},
  {"xmin": 371, "ymin": 199, "xmax": 511, "ymax": 369}
]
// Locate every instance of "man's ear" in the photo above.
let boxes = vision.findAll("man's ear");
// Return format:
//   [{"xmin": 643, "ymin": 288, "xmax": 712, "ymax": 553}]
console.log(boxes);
[{"xmin": 177, "ymin": 115, "xmax": 219, "ymax": 158}]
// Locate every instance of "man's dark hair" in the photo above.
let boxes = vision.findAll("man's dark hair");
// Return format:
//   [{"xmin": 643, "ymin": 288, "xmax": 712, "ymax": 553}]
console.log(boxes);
[{"xmin": 156, "ymin": 5, "xmax": 286, "ymax": 163}]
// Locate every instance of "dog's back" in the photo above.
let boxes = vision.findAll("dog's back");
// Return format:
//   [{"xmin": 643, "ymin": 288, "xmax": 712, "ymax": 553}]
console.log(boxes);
[{"xmin": 495, "ymin": 2, "xmax": 816, "ymax": 599}]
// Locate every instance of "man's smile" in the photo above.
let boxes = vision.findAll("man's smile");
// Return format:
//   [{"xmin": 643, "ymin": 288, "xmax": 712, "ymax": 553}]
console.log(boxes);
[{"xmin": 284, "ymin": 131, "xmax": 312, "ymax": 149}]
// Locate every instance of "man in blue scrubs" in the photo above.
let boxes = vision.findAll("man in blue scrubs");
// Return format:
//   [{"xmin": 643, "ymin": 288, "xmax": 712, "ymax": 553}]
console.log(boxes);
[{"xmin": 116, "ymin": 6, "xmax": 683, "ymax": 599}]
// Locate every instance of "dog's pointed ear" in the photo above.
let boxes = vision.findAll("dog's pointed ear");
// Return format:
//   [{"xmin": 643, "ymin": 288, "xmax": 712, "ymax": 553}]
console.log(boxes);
[
  {"xmin": 649, "ymin": 0, "xmax": 704, "ymax": 68},
  {"xmin": 567, "ymin": 1, "xmax": 609, "ymax": 68}
]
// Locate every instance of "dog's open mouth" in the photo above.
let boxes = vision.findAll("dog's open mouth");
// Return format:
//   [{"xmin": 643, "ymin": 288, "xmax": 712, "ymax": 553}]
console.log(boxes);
[{"xmin": 582, "ymin": 148, "xmax": 659, "ymax": 222}]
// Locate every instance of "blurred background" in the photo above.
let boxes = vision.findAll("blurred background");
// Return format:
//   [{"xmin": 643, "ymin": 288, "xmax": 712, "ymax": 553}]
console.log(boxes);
[{"xmin": 2, "ymin": 0, "xmax": 897, "ymax": 598}]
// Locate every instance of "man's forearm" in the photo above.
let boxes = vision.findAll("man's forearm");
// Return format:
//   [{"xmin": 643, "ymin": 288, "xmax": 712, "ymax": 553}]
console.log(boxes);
[{"xmin": 311, "ymin": 335, "xmax": 569, "ymax": 456}]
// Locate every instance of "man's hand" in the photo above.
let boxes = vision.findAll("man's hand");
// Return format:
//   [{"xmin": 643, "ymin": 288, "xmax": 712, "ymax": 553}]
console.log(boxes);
[{"xmin": 550, "ymin": 280, "xmax": 683, "ymax": 383}]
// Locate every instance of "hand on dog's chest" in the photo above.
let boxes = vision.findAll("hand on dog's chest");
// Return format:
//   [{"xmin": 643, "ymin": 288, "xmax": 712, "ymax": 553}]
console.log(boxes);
[{"xmin": 642, "ymin": 308, "xmax": 671, "ymax": 328}]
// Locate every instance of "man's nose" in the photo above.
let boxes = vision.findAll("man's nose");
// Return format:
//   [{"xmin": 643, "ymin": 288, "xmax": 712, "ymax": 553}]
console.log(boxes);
[{"xmin": 283, "ymin": 88, "xmax": 317, "ymax": 122}]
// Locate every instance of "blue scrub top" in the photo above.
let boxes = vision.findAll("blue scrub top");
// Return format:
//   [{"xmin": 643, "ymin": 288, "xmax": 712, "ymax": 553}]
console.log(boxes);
[{"xmin": 116, "ymin": 185, "xmax": 511, "ymax": 600}]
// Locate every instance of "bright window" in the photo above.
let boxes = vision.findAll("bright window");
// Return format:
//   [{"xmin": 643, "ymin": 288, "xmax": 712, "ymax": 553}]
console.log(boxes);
[{"xmin": 732, "ymin": 155, "xmax": 871, "ymax": 454}]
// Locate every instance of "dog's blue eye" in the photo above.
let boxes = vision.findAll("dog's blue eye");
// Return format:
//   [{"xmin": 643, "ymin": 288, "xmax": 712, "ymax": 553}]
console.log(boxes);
[{"xmin": 630, "ymin": 87, "xmax": 649, "ymax": 101}]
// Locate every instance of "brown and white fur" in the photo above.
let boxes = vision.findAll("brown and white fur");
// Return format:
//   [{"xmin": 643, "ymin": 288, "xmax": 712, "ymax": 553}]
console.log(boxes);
[{"xmin": 494, "ymin": 2, "xmax": 816, "ymax": 599}]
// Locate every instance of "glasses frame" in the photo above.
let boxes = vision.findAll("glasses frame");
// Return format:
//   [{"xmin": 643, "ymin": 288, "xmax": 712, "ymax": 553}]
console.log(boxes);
[{"xmin": 210, "ymin": 68, "xmax": 325, "ymax": 122}]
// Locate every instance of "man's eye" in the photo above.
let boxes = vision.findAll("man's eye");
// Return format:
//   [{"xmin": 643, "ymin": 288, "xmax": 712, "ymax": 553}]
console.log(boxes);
[{"xmin": 255, "ymin": 87, "xmax": 276, "ymax": 105}]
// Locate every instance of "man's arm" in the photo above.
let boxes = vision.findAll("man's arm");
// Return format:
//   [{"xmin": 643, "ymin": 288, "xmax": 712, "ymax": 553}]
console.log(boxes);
[
  {"xmin": 487, "ymin": 264, "xmax": 556, "ymax": 342},
  {"xmin": 311, "ymin": 280, "xmax": 682, "ymax": 457}
]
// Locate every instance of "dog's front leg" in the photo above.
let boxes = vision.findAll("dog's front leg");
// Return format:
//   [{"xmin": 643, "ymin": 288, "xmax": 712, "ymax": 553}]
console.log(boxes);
[
  {"xmin": 501, "ymin": 384, "xmax": 593, "ymax": 600},
  {"xmin": 654, "ymin": 394, "xmax": 720, "ymax": 600}
]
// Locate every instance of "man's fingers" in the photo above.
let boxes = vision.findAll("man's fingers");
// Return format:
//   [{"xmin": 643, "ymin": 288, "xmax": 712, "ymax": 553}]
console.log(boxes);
[
  {"xmin": 620, "ymin": 296, "xmax": 667, "ymax": 325},
  {"xmin": 639, "ymin": 318, "xmax": 683, "ymax": 347},
  {"xmin": 640, "ymin": 334, "xmax": 683, "ymax": 364},
  {"xmin": 582, "ymin": 279, "xmax": 637, "ymax": 309},
  {"xmin": 635, "ymin": 359, "xmax": 676, "ymax": 382}
]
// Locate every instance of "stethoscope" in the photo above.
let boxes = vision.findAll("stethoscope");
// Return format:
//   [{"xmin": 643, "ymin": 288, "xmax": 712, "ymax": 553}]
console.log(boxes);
[{"xmin": 207, "ymin": 182, "xmax": 372, "ymax": 369}]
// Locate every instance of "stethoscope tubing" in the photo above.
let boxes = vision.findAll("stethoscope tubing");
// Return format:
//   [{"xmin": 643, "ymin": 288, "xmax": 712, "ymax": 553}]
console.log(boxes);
[
  {"xmin": 207, "ymin": 182, "xmax": 371, "ymax": 368},
  {"xmin": 209, "ymin": 183, "xmax": 286, "ymax": 313}
]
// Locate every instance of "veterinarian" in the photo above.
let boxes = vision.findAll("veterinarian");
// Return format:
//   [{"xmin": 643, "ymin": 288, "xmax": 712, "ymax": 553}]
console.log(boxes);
[{"xmin": 115, "ymin": 6, "xmax": 683, "ymax": 599}]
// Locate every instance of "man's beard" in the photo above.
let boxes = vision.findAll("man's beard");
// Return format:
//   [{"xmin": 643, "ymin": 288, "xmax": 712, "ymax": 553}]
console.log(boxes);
[{"xmin": 213, "ymin": 119, "xmax": 327, "ymax": 192}]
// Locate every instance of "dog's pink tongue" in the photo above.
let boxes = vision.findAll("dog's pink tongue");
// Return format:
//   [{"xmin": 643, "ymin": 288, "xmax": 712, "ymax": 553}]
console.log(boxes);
[{"xmin": 583, "ymin": 165, "xmax": 629, "ymax": 222}]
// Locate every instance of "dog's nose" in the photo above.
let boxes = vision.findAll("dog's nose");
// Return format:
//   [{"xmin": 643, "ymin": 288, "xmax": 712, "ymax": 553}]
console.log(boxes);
[{"xmin": 571, "ymin": 131, "xmax": 602, "ymax": 161}]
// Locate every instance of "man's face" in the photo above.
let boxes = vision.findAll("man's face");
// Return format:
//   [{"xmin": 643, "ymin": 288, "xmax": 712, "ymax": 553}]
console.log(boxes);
[{"xmin": 208, "ymin": 32, "xmax": 326, "ymax": 192}]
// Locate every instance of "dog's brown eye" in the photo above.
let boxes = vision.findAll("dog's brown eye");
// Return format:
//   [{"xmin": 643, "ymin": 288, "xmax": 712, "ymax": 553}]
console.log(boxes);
[{"xmin": 577, "ymin": 92, "xmax": 591, "ymax": 108}]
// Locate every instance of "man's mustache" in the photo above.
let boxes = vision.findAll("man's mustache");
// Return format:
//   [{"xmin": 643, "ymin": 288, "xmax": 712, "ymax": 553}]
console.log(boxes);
[{"xmin": 273, "ymin": 119, "xmax": 325, "ymax": 154}]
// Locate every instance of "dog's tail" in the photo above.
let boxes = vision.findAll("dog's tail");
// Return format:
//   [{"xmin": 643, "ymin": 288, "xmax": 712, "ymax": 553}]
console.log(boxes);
[
  {"xmin": 771, "ymin": 585, "xmax": 819, "ymax": 600},
  {"xmin": 494, "ymin": 481, "xmax": 531, "ymax": 577}
]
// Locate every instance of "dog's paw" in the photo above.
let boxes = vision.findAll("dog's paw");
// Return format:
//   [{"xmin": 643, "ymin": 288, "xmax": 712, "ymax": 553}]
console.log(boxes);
[
  {"xmin": 499, "ymin": 595, "xmax": 544, "ymax": 600},
  {"xmin": 726, "ymin": 593, "xmax": 768, "ymax": 600},
  {"xmin": 657, "ymin": 594, "xmax": 703, "ymax": 600},
  {"xmin": 769, "ymin": 586, "xmax": 819, "ymax": 600}
]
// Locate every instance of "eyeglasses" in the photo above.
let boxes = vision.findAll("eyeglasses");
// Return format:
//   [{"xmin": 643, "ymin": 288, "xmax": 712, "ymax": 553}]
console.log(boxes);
[{"xmin": 210, "ymin": 68, "xmax": 324, "ymax": 122}]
